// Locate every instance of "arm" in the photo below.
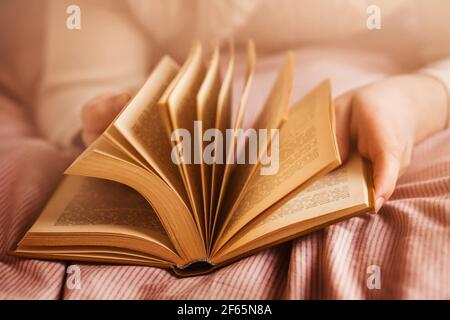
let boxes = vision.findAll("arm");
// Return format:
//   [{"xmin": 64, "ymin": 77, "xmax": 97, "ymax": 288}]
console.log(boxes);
[{"xmin": 419, "ymin": 56, "xmax": 450, "ymax": 128}]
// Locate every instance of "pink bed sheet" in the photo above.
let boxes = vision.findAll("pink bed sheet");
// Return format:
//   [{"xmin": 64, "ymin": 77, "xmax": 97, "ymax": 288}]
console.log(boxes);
[{"xmin": 0, "ymin": 89, "xmax": 449, "ymax": 300}]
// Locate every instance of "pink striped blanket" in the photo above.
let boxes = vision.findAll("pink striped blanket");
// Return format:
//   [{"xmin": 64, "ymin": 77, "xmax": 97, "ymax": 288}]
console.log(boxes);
[{"xmin": 0, "ymin": 88, "xmax": 449, "ymax": 299}]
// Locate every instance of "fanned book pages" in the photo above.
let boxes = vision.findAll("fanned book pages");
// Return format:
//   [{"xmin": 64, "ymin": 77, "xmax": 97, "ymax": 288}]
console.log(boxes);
[{"xmin": 12, "ymin": 41, "xmax": 375, "ymax": 276}]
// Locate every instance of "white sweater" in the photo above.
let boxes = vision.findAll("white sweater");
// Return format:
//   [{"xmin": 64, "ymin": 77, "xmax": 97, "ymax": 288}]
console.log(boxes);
[{"xmin": 38, "ymin": 0, "xmax": 450, "ymax": 146}]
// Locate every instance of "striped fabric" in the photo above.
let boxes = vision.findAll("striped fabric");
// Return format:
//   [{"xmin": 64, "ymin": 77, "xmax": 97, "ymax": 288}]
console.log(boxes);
[
  {"xmin": 0, "ymin": 86, "xmax": 449, "ymax": 299},
  {"xmin": 0, "ymin": 94, "xmax": 70, "ymax": 300}
]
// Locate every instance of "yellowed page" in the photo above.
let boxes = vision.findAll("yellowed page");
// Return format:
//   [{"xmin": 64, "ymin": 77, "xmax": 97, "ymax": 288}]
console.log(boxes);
[
  {"xmin": 104, "ymin": 127, "xmax": 149, "ymax": 169},
  {"xmin": 159, "ymin": 43, "xmax": 206, "ymax": 237},
  {"xmin": 217, "ymin": 52, "xmax": 295, "ymax": 236},
  {"xmin": 111, "ymin": 56, "xmax": 189, "ymax": 206},
  {"xmin": 213, "ymin": 152, "xmax": 374, "ymax": 264},
  {"xmin": 212, "ymin": 40, "xmax": 256, "ymax": 237},
  {"xmin": 196, "ymin": 46, "xmax": 221, "ymax": 240},
  {"xmin": 209, "ymin": 42, "xmax": 235, "ymax": 242},
  {"xmin": 16, "ymin": 245, "xmax": 169, "ymax": 265},
  {"xmin": 19, "ymin": 175, "xmax": 183, "ymax": 265},
  {"xmin": 213, "ymin": 80, "xmax": 341, "ymax": 253},
  {"xmin": 14, "ymin": 249, "xmax": 170, "ymax": 268},
  {"xmin": 156, "ymin": 48, "xmax": 199, "ymax": 218},
  {"xmin": 66, "ymin": 136, "xmax": 206, "ymax": 263}
]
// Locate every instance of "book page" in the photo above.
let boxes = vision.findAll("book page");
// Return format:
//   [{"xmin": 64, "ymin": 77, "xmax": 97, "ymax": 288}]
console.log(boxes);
[
  {"xmin": 213, "ymin": 80, "xmax": 341, "ymax": 253},
  {"xmin": 212, "ymin": 41, "xmax": 256, "ymax": 237},
  {"xmin": 196, "ymin": 46, "xmax": 221, "ymax": 240},
  {"xmin": 209, "ymin": 43, "xmax": 234, "ymax": 242},
  {"xmin": 217, "ymin": 52, "xmax": 295, "ymax": 235},
  {"xmin": 213, "ymin": 152, "xmax": 374, "ymax": 263},
  {"xmin": 104, "ymin": 126, "xmax": 150, "ymax": 169},
  {"xmin": 14, "ymin": 246, "xmax": 171, "ymax": 268},
  {"xmin": 66, "ymin": 136, "xmax": 206, "ymax": 262},
  {"xmin": 112, "ymin": 56, "xmax": 190, "ymax": 206},
  {"xmin": 160, "ymin": 43, "xmax": 206, "ymax": 238},
  {"xmin": 22, "ymin": 175, "xmax": 183, "ymax": 265}
]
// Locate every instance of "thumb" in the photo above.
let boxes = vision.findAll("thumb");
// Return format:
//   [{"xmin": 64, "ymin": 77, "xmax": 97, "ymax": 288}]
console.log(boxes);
[{"xmin": 372, "ymin": 150, "xmax": 400, "ymax": 213}]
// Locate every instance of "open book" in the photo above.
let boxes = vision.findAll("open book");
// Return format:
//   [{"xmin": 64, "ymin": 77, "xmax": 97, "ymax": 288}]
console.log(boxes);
[{"xmin": 13, "ymin": 42, "xmax": 375, "ymax": 276}]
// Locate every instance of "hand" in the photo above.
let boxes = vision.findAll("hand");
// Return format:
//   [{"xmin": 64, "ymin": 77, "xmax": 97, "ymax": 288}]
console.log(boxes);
[
  {"xmin": 81, "ymin": 93, "xmax": 131, "ymax": 146},
  {"xmin": 334, "ymin": 74, "xmax": 448, "ymax": 213}
]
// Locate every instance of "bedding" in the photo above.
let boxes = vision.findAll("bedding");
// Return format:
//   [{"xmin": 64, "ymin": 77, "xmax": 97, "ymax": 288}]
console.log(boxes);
[{"xmin": 0, "ymin": 88, "xmax": 448, "ymax": 299}]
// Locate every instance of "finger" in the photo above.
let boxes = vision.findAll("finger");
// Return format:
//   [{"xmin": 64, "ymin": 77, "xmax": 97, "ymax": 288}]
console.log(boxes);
[
  {"xmin": 334, "ymin": 92, "xmax": 353, "ymax": 163},
  {"xmin": 82, "ymin": 93, "xmax": 130, "ymax": 133},
  {"xmin": 372, "ymin": 150, "xmax": 401, "ymax": 213},
  {"xmin": 81, "ymin": 131, "xmax": 99, "ymax": 146},
  {"xmin": 112, "ymin": 93, "xmax": 131, "ymax": 113}
]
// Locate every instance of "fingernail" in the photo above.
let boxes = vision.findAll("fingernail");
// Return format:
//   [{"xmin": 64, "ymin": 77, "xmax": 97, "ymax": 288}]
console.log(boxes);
[{"xmin": 374, "ymin": 197, "xmax": 385, "ymax": 214}]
